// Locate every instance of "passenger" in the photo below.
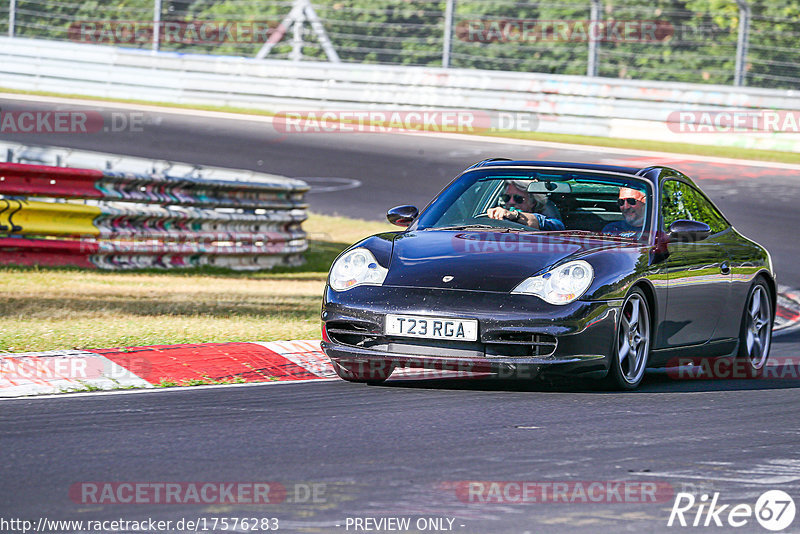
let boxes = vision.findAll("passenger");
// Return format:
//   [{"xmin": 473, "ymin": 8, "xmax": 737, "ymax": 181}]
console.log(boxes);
[
  {"xmin": 486, "ymin": 180, "xmax": 565, "ymax": 231},
  {"xmin": 603, "ymin": 187, "xmax": 646, "ymax": 238}
]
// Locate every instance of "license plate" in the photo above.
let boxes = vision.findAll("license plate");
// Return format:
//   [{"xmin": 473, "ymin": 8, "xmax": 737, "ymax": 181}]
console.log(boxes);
[{"xmin": 385, "ymin": 314, "xmax": 478, "ymax": 341}]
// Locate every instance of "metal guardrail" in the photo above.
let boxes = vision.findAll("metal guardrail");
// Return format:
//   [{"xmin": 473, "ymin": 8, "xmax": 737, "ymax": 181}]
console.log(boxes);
[
  {"xmin": 0, "ymin": 198, "xmax": 306, "ymax": 241},
  {"xmin": 0, "ymin": 142, "xmax": 309, "ymax": 270},
  {"xmin": 0, "ymin": 161, "xmax": 308, "ymax": 208},
  {"xmin": 0, "ymin": 37, "xmax": 798, "ymax": 153}
]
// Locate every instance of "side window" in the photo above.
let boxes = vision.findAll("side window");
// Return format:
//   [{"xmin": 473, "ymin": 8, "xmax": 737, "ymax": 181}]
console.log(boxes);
[
  {"xmin": 661, "ymin": 180, "xmax": 729, "ymax": 233},
  {"xmin": 661, "ymin": 180, "xmax": 690, "ymax": 229},
  {"xmin": 683, "ymin": 187, "xmax": 729, "ymax": 234}
]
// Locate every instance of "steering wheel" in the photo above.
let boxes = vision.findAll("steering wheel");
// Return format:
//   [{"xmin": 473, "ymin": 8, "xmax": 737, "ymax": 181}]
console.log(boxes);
[{"xmin": 473, "ymin": 212, "xmax": 527, "ymax": 229}]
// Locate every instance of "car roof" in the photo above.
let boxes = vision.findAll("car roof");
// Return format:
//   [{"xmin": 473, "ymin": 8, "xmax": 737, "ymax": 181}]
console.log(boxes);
[{"xmin": 474, "ymin": 160, "xmax": 664, "ymax": 182}]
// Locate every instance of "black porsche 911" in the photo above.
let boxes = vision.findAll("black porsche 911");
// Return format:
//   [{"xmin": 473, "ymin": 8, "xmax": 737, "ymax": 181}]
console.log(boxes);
[{"xmin": 320, "ymin": 160, "xmax": 775, "ymax": 389}]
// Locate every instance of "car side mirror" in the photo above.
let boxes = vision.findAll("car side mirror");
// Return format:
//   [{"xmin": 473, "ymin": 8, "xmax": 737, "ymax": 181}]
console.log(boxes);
[
  {"xmin": 387, "ymin": 205, "xmax": 418, "ymax": 227},
  {"xmin": 668, "ymin": 219, "xmax": 711, "ymax": 242}
]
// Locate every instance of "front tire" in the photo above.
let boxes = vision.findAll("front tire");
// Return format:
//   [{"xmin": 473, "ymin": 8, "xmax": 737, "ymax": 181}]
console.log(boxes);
[
  {"xmin": 735, "ymin": 279, "xmax": 773, "ymax": 377},
  {"xmin": 331, "ymin": 359, "xmax": 394, "ymax": 384},
  {"xmin": 606, "ymin": 288, "xmax": 651, "ymax": 390}
]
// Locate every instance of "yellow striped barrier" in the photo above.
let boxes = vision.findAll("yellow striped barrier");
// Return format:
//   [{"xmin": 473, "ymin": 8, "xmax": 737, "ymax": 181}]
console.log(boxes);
[{"xmin": 0, "ymin": 200, "xmax": 100, "ymax": 237}]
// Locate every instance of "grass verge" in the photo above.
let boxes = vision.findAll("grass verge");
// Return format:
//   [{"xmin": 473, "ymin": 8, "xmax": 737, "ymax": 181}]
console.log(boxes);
[
  {"xmin": 2, "ymin": 87, "xmax": 800, "ymax": 165},
  {"xmin": 0, "ymin": 212, "xmax": 395, "ymax": 353}
]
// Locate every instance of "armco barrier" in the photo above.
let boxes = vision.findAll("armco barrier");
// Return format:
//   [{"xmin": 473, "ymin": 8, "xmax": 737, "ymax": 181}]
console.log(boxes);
[
  {"xmin": 1, "ymin": 200, "xmax": 304, "ymax": 241},
  {"xmin": 0, "ymin": 37, "xmax": 799, "ymax": 152},
  {"xmin": 0, "ymin": 162, "xmax": 306, "ymax": 209},
  {"xmin": 0, "ymin": 142, "xmax": 309, "ymax": 270}
]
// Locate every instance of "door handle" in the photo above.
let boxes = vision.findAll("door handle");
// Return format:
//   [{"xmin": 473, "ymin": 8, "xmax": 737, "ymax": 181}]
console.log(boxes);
[{"xmin": 720, "ymin": 261, "xmax": 730, "ymax": 275}]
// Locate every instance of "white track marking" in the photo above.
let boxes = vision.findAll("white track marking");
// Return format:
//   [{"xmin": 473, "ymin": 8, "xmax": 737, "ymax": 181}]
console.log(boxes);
[{"xmin": 0, "ymin": 375, "xmax": 338, "ymax": 402}]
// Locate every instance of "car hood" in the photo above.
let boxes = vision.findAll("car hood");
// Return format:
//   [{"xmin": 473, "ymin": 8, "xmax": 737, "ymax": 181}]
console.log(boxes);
[{"xmin": 382, "ymin": 230, "xmax": 635, "ymax": 292}]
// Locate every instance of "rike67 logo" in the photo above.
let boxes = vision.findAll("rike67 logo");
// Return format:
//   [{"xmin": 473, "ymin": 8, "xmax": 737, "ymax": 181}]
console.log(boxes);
[{"xmin": 668, "ymin": 490, "xmax": 796, "ymax": 531}]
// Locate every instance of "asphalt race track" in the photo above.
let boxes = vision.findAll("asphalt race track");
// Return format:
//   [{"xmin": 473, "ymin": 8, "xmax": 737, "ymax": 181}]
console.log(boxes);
[
  {"xmin": 2, "ymin": 97, "xmax": 800, "ymax": 533},
  {"xmin": 4, "ymin": 379, "xmax": 800, "ymax": 533}
]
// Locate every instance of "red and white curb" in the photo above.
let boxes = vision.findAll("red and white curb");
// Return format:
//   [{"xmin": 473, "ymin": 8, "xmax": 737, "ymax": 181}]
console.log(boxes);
[
  {"xmin": 0, "ymin": 341, "xmax": 334, "ymax": 398},
  {"xmin": 0, "ymin": 350, "xmax": 152, "ymax": 397},
  {"xmin": 254, "ymin": 340, "xmax": 338, "ymax": 379},
  {"xmin": 2, "ymin": 288, "xmax": 800, "ymax": 398},
  {"xmin": 776, "ymin": 285, "xmax": 800, "ymax": 335}
]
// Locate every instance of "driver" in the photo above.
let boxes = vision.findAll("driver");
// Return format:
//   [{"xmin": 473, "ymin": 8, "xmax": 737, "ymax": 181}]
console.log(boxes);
[
  {"xmin": 603, "ymin": 187, "xmax": 646, "ymax": 238},
  {"xmin": 486, "ymin": 180, "xmax": 565, "ymax": 231}
]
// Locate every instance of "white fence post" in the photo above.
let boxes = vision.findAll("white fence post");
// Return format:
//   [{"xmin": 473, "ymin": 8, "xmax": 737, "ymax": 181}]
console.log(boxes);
[
  {"xmin": 8, "ymin": 0, "xmax": 16, "ymax": 38},
  {"xmin": 734, "ymin": 0, "xmax": 750, "ymax": 86},
  {"xmin": 153, "ymin": 0, "xmax": 162, "ymax": 52},
  {"xmin": 442, "ymin": 0, "xmax": 455, "ymax": 68},
  {"xmin": 587, "ymin": 0, "xmax": 601, "ymax": 77}
]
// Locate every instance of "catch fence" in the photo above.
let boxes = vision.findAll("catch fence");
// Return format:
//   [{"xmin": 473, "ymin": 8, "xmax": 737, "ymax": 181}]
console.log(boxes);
[{"xmin": 1, "ymin": 0, "xmax": 799, "ymax": 89}]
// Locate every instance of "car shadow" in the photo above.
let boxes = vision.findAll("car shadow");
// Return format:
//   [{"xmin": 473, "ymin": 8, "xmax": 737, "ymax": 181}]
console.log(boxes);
[
  {"xmin": 372, "ymin": 362, "xmax": 800, "ymax": 394},
  {"xmin": 638, "ymin": 367, "xmax": 800, "ymax": 393},
  {"xmin": 367, "ymin": 328, "xmax": 800, "ymax": 394}
]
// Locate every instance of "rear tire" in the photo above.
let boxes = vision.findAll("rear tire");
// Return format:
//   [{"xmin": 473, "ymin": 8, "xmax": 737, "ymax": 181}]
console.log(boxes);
[
  {"xmin": 735, "ymin": 279, "xmax": 773, "ymax": 378},
  {"xmin": 605, "ymin": 288, "xmax": 651, "ymax": 390},
  {"xmin": 331, "ymin": 359, "xmax": 394, "ymax": 384}
]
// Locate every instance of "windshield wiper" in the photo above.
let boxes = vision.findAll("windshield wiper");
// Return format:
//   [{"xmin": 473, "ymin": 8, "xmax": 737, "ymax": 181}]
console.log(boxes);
[{"xmin": 430, "ymin": 224, "xmax": 504, "ymax": 231}]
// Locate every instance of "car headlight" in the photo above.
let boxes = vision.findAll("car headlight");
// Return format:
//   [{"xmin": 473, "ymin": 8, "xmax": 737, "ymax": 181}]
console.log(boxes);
[
  {"xmin": 329, "ymin": 248, "xmax": 388, "ymax": 291},
  {"xmin": 511, "ymin": 260, "xmax": 594, "ymax": 305}
]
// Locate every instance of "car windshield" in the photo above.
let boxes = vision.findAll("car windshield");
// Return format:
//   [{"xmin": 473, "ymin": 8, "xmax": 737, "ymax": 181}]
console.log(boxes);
[{"xmin": 416, "ymin": 168, "xmax": 653, "ymax": 240}]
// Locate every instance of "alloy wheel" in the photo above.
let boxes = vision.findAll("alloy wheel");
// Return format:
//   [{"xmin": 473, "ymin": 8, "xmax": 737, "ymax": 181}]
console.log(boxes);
[
  {"xmin": 744, "ymin": 285, "xmax": 771, "ymax": 369},
  {"xmin": 618, "ymin": 293, "xmax": 650, "ymax": 385}
]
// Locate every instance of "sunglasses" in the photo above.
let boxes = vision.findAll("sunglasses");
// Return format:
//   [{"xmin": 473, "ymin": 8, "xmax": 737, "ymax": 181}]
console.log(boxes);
[
  {"xmin": 618, "ymin": 198, "xmax": 641, "ymax": 207},
  {"xmin": 501, "ymin": 194, "xmax": 526, "ymax": 204}
]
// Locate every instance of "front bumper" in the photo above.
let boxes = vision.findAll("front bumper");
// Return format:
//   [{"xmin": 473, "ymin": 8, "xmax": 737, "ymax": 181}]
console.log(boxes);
[{"xmin": 321, "ymin": 285, "xmax": 621, "ymax": 380}]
